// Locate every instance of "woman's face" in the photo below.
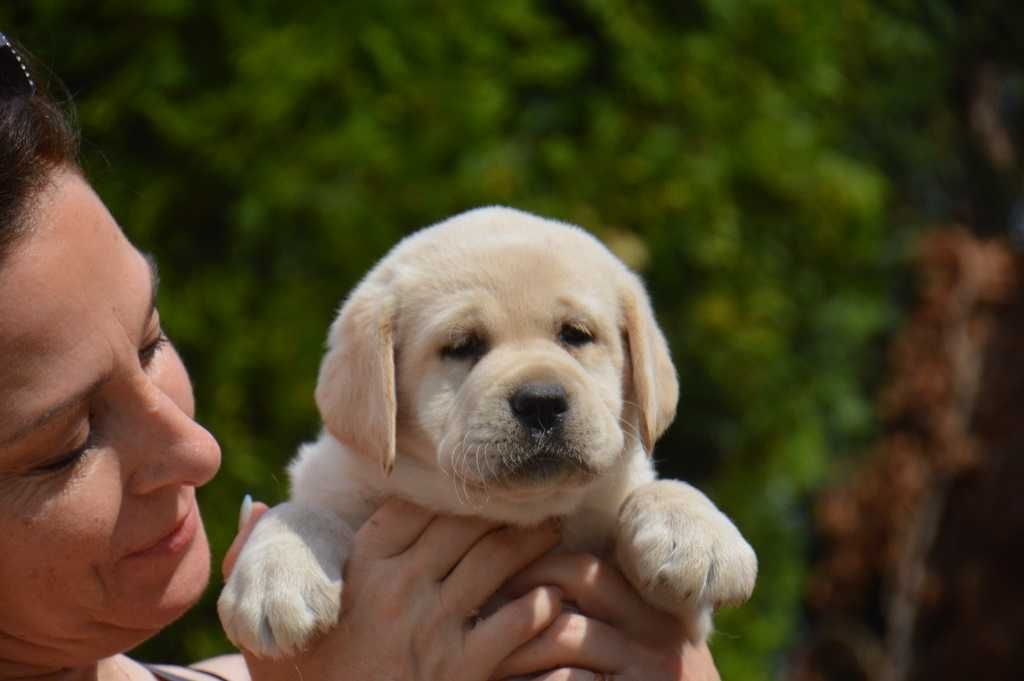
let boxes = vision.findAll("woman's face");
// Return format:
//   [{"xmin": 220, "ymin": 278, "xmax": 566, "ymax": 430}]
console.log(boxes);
[{"xmin": 0, "ymin": 169, "xmax": 221, "ymax": 669}]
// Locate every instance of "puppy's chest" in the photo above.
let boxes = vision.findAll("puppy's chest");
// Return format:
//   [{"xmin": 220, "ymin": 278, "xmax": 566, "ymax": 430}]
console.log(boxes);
[
  {"xmin": 554, "ymin": 509, "xmax": 618, "ymax": 557},
  {"xmin": 340, "ymin": 496, "xmax": 619, "ymax": 558}
]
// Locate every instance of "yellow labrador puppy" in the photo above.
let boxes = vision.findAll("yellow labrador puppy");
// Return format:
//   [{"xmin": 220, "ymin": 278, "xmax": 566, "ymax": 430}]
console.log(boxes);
[{"xmin": 218, "ymin": 207, "xmax": 757, "ymax": 657}]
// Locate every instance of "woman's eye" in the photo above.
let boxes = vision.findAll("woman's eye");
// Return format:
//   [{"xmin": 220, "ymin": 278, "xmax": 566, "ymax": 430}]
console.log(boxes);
[
  {"xmin": 441, "ymin": 333, "xmax": 487, "ymax": 361},
  {"xmin": 559, "ymin": 323, "xmax": 594, "ymax": 347},
  {"xmin": 35, "ymin": 432, "xmax": 94, "ymax": 475},
  {"xmin": 139, "ymin": 332, "xmax": 169, "ymax": 368}
]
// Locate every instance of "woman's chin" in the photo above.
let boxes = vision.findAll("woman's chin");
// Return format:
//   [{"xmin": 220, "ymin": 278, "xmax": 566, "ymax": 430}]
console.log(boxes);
[
  {"xmin": 60, "ymin": 532, "xmax": 213, "ymax": 670},
  {"xmin": 157, "ymin": 532, "xmax": 212, "ymax": 621},
  {"xmin": 113, "ymin": 517, "xmax": 213, "ymax": 637}
]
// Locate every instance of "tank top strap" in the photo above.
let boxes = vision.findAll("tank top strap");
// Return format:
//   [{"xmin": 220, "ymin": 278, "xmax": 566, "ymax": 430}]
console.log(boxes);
[{"xmin": 143, "ymin": 663, "xmax": 233, "ymax": 681}]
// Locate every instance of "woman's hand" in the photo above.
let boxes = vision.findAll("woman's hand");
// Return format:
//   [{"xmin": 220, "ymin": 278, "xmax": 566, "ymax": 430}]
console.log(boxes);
[
  {"xmin": 223, "ymin": 499, "xmax": 564, "ymax": 681},
  {"xmin": 492, "ymin": 553, "xmax": 722, "ymax": 681}
]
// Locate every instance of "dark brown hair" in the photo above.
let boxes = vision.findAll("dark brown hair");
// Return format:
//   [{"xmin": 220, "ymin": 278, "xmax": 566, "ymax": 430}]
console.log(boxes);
[{"xmin": 0, "ymin": 36, "xmax": 79, "ymax": 265}]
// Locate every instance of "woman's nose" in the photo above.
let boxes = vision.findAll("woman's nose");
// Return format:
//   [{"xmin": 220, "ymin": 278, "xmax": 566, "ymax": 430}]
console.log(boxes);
[{"xmin": 121, "ymin": 380, "xmax": 222, "ymax": 496}]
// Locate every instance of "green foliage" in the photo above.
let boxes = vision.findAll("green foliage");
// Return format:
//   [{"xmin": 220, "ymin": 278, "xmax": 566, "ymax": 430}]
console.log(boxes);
[{"xmin": 3, "ymin": 1, "xmax": 950, "ymax": 677}]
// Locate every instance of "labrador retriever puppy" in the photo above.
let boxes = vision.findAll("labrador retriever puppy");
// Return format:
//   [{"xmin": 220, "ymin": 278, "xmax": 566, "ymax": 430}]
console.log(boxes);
[{"xmin": 218, "ymin": 207, "xmax": 757, "ymax": 658}]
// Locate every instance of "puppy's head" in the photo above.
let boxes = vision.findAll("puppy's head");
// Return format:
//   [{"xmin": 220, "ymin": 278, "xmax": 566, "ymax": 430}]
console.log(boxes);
[{"xmin": 315, "ymin": 207, "xmax": 677, "ymax": 515}]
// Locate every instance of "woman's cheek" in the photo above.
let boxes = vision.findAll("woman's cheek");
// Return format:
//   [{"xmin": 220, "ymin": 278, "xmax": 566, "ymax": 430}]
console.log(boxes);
[
  {"xmin": 1, "ymin": 451, "xmax": 105, "ymax": 526},
  {"xmin": 2, "ymin": 454, "xmax": 121, "ymax": 580}
]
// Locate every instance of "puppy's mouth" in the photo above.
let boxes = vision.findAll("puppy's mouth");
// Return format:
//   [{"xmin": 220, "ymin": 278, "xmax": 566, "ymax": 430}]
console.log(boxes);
[
  {"xmin": 482, "ymin": 436, "xmax": 598, "ymax": 486},
  {"xmin": 499, "ymin": 447, "xmax": 596, "ymax": 483}
]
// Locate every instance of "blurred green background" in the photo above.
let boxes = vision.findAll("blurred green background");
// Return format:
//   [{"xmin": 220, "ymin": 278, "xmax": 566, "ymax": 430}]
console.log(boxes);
[{"xmin": 4, "ymin": 1, "xmax": 1020, "ymax": 679}]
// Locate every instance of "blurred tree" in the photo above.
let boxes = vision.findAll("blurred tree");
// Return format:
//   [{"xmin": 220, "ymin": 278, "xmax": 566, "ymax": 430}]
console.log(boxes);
[
  {"xmin": 790, "ymin": 1, "xmax": 1024, "ymax": 679},
  {"xmin": 792, "ymin": 230, "xmax": 1024, "ymax": 681},
  {"xmin": 0, "ymin": 1, "xmax": 956, "ymax": 678}
]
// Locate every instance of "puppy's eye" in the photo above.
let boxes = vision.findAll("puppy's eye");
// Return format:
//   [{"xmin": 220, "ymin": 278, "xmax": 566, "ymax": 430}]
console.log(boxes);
[
  {"xmin": 559, "ymin": 323, "xmax": 594, "ymax": 347},
  {"xmin": 441, "ymin": 333, "xmax": 488, "ymax": 361}
]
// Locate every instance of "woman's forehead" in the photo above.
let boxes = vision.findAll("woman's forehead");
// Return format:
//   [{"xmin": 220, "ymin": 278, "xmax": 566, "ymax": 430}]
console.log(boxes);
[{"xmin": 0, "ymin": 173, "xmax": 137, "ymax": 339}]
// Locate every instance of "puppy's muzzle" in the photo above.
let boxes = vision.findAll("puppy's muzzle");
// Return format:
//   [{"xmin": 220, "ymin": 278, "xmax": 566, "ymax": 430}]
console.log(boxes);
[{"xmin": 501, "ymin": 381, "xmax": 594, "ymax": 482}]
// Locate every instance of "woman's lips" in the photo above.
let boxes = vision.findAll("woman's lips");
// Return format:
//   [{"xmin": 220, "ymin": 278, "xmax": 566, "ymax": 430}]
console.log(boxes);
[{"xmin": 123, "ymin": 500, "xmax": 198, "ymax": 560}]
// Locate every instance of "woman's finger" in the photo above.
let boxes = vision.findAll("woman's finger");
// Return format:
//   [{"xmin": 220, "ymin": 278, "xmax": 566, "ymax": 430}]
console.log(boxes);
[
  {"xmin": 440, "ymin": 521, "xmax": 560, "ymax": 615},
  {"xmin": 352, "ymin": 498, "xmax": 436, "ymax": 559},
  {"xmin": 406, "ymin": 514, "xmax": 504, "ymax": 579},
  {"xmin": 221, "ymin": 499, "xmax": 270, "ymax": 578},
  {"xmin": 491, "ymin": 613, "xmax": 631, "ymax": 679},
  {"xmin": 503, "ymin": 553, "xmax": 682, "ymax": 646},
  {"xmin": 681, "ymin": 642, "xmax": 721, "ymax": 681},
  {"xmin": 464, "ymin": 586, "xmax": 562, "ymax": 673}
]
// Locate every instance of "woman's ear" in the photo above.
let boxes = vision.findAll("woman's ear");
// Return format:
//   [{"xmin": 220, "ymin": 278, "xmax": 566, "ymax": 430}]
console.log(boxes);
[
  {"xmin": 621, "ymin": 272, "xmax": 679, "ymax": 454},
  {"xmin": 314, "ymin": 282, "xmax": 397, "ymax": 475}
]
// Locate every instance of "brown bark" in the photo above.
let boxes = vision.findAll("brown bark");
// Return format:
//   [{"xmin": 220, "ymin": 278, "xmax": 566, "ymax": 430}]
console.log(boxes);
[{"xmin": 791, "ymin": 229, "xmax": 1024, "ymax": 681}]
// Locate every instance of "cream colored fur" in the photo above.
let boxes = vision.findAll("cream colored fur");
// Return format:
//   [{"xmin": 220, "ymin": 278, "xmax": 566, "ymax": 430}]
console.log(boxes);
[{"xmin": 218, "ymin": 207, "xmax": 757, "ymax": 658}]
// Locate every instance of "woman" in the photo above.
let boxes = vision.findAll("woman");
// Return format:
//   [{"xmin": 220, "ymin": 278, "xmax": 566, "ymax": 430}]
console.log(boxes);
[{"xmin": 0, "ymin": 33, "xmax": 720, "ymax": 680}]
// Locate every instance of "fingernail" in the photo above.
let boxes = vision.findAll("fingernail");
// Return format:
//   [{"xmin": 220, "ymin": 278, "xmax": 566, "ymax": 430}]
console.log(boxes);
[{"xmin": 238, "ymin": 493, "xmax": 253, "ymax": 531}]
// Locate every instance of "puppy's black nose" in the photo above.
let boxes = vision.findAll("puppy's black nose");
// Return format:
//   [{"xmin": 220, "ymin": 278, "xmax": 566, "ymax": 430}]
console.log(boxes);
[{"xmin": 510, "ymin": 383, "xmax": 569, "ymax": 433}]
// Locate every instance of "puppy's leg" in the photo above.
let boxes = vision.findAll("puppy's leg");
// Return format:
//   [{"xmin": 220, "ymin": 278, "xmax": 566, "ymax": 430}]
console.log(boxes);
[
  {"xmin": 218, "ymin": 501, "xmax": 353, "ymax": 658},
  {"xmin": 614, "ymin": 480, "xmax": 757, "ymax": 642}
]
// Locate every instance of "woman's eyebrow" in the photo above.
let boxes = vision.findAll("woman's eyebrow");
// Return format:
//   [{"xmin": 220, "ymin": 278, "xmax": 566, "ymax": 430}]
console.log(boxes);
[
  {"xmin": 0, "ymin": 372, "xmax": 111, "ymax": 447},
  {"xmin": 142, "ymin": 251, "xmax": 160, "ymax": 329}
]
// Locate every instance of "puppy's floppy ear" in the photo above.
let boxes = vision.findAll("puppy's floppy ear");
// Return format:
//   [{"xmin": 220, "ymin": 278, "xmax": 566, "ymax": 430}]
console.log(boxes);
[
  {"xmin": 621, "ymin": 272, "xmax": 679, "ymax": 454},
  {"xmin": 314, "ymin": 282, "xmax": 397, "ymax": 475}
]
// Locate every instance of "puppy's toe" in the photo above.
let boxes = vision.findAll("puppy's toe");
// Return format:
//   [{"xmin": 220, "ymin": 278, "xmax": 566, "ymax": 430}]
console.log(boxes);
[
  {"xmin": 615, "ymin": 481, "xmax": 757, "ymax": 628},
  {"xmin": 219, "ymin": 561, "xmax": 339, "ymax": 659},
  {"xmin": 618, "ymin": 510, "xmax": 714, "ymax": 607},
  {"xmin": 217, "ymin": 502, "xmax": 351, "ymax": 658},
  {"xmin": 219, "ymin": 554, "xmax": 342, "ymax": 658}
]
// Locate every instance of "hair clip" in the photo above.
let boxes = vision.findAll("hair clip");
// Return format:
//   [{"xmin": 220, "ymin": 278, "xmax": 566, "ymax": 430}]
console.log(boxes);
[{"xmin": 0, "ymin": 32, "xmax": 37, "ymax": 98}]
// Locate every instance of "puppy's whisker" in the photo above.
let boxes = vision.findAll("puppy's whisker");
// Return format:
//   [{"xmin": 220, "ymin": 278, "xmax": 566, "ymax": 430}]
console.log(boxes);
[
  {"xmin": 484, "ymin": 444, "xmax": 497, "ymax": 504},
  {"xmin": 468, "ymin": 443, "xmax": 484, "ymax": 507},
  {"xmin": 495, "ymin": 441, "xmax": 510, "ymax": 485},
  {"xmin": 453, "ymin": 435, "xmax": 482, "ymax": 508},
  {"xmin": 446, "ymin": 432, "xmax": 472, "ymax": 508},
  {"xmin": 438, "ymin": 437, "xmax": 456, "ymax": 484},
  {"xmin": 458, "ymin": 453, "xmax": 474, "ymax": 507},
  {"xmin": 496, "ymin": 441, "xmax": 512, "ymax": 490},
  {"xmin": 455, "ymin": 435, "xmax": 474, "ymax": 507},
  {"xmin": 446, "ymin": 458, "xmax": 466, "ymax": 507},
  {"xmin": 474, "ymin": 443, "xmax": 491, "ymax": 504},
  {"xmin": 616, "ymin": 414, "xmax": 642, "ymax": 441},
  {"xmin": 617, "ymin": 418, "xmax": 640, "ymax": 438}
]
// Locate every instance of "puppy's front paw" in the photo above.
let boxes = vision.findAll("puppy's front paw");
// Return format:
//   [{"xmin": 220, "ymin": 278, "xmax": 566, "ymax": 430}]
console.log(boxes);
[
  {"xmin": 217, "ymin": 502, "xmax": 352, "ymax": 658},
  {"xmin": 615, "ymin": 480, "xmax": 757, "ymax": 641}
]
